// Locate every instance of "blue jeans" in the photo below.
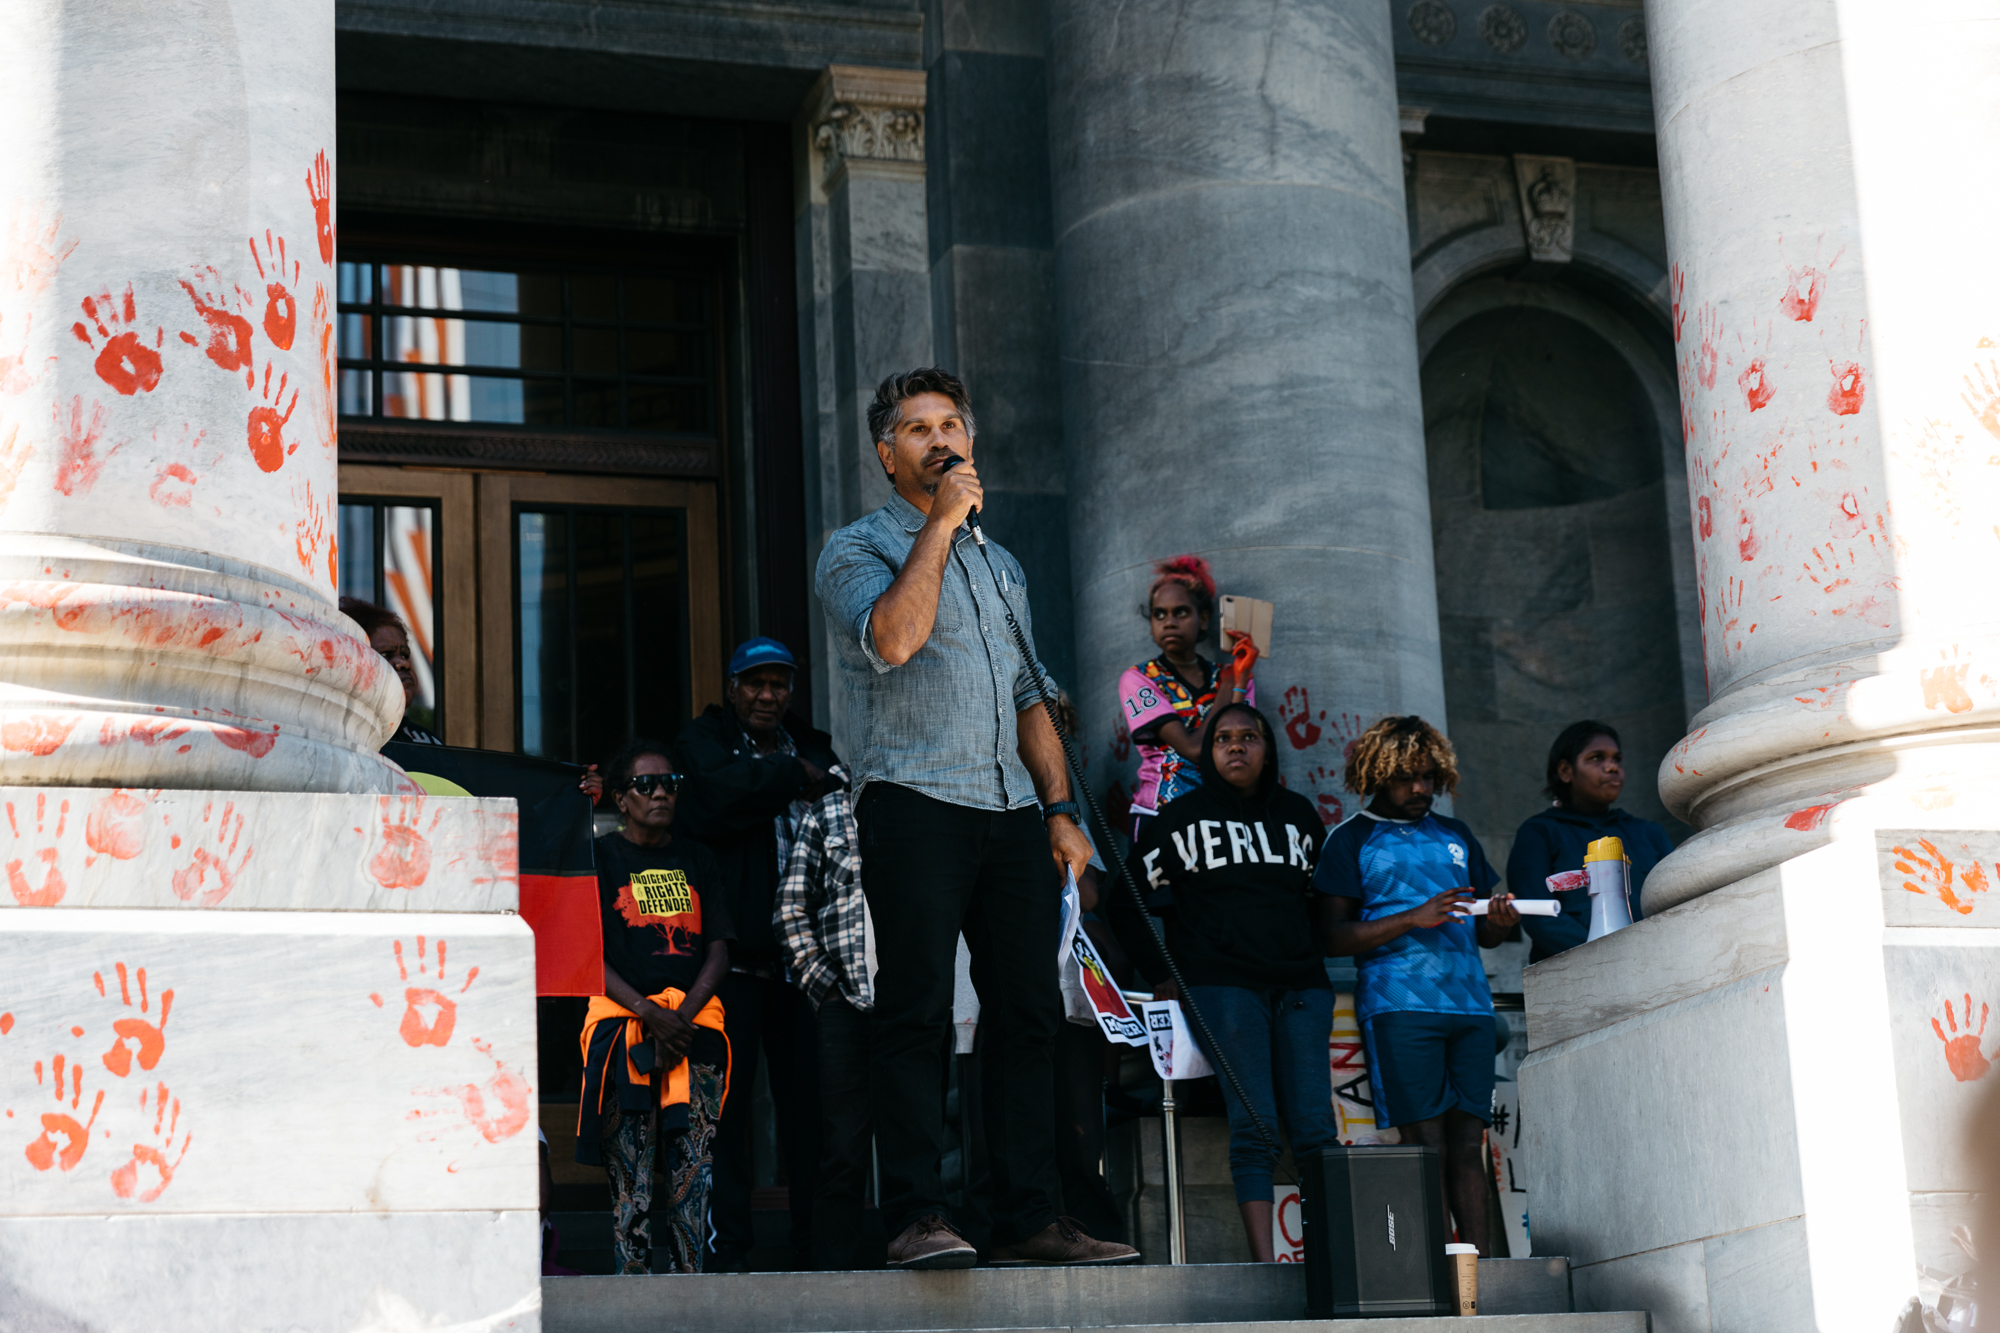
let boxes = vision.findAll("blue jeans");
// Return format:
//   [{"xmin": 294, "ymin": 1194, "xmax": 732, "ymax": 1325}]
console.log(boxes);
[{"xmin": 1185, "ymin": 985, "xmax": 1338, "ymax": 1204}]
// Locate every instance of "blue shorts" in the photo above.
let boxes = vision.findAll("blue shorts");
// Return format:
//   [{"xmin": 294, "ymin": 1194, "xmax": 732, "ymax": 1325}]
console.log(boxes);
[{"xmin": 1362, "ymin": 1010, "xmax": 1495, "ymax": 1129}]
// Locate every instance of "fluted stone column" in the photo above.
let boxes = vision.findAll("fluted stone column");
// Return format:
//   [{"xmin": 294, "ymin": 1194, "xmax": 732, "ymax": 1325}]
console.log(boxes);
[
  {"xmin": 0, "ymin": 1, "xmax": 402, "ymax": 793},
  {"xmin": 1049, "ymin": 0, "xmax": 1444, "ymax": 820},
  {"xmin": 1521, "ymin": 5, "xmax": 2000, "ymax": 1329}
]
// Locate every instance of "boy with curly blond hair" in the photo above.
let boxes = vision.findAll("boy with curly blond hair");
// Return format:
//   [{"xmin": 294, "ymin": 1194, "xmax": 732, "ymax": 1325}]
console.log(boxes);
[{"xmin": 1311, "ymin": 715, "xmax": 1519, "ymax": 1256}]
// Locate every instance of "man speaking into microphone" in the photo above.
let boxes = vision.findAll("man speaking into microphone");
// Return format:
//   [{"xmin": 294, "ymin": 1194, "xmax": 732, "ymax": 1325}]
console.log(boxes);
[{"xmin": 815, "ymin": 368, "xmax": 1136, "ymax": 1269}]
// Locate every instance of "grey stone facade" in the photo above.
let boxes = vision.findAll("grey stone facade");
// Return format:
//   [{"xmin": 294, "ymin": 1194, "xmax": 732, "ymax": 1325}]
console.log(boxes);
[{"xmin": 330, "ymin": 0, "xmax": 1690, "ymax": 854}]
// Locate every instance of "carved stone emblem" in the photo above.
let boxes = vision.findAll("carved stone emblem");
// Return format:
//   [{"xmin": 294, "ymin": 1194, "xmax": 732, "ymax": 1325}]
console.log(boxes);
[
  {"xmin": 1547, "ymin": 11, "xmax": 1598, "ymax": 59},
  {"xmin": 1408, "ymin": 0, "xmax": 1457, "ymax": 46},
  {"xmin": 1478, "ymin": 5, "xmax": 1527, "ymax": 53},
  {"xmin": 1513, "ymin": 154, "xmax": 1576, "ymax": 263},
  {"xmin": 1618, "ymin": 15, "xmax": 1648, "ymax": 63},
  {"xmin": 807, "ymin": 65, "xmax": 927, "ymax": 190}
]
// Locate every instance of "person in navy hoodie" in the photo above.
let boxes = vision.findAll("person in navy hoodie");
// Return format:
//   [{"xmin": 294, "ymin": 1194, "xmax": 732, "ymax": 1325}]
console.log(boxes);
[{"xmin": 1505, "ymin": 721, "xmax": 1675, "ymax": 962}]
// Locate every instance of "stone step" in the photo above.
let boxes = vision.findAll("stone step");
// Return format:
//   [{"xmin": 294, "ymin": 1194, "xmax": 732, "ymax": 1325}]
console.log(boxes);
[{"xmin": 543, "ymin": 1258, "xmax": 1595, "ymax": 1333}]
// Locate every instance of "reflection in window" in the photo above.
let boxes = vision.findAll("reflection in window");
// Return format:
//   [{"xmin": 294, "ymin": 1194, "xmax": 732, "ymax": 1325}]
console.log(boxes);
[
  {"xmin": 339, "ymin": 499, "xmax": 441, "ymax": 729},
  {"xmin": 516, "ymin": 505, "xmax": 688, "ymax": 767},
  {"xmin": 336, "ymin": 258, "xmax": 715, "ymax": 435}
]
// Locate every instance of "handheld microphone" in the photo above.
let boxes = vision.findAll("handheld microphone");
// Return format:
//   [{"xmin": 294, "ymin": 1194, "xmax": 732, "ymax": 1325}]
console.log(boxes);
[{"xmin": 940, "ymin": 453, "xmax": 985, "ymax": 545}]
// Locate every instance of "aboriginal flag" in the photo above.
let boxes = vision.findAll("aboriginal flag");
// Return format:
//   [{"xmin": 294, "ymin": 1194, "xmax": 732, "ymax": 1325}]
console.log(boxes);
[{"xmin": 384, "ymin": 742, "xmax": 603, "ymax": 996}]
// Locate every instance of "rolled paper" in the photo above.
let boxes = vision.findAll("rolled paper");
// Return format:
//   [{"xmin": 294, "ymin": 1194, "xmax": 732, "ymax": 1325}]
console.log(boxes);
[{"xmin": 1461, "ymin": 898, "xmax": 1561, "ymax": 916}]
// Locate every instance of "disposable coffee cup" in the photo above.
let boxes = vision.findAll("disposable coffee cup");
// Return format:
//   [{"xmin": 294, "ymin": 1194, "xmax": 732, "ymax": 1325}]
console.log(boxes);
[{"xmin": 1446, "ymin": 1243, "xmax": 1478, "ymax": 1316}]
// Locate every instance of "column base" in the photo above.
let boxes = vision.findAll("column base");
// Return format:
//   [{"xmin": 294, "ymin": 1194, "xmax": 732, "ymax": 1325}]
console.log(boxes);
[
  {"xmin": 1521, "ymin": 832, "xmax": 1997, "ymax": 1333},
  {"xmin": 0, "ymin": 788, "xmax": 536, "ymax": 1330}
]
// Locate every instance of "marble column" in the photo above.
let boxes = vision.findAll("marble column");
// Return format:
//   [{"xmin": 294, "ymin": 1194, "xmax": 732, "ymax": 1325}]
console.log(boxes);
[
  {"xmin": 1522, "ymin": 5, "xmax": 2000, "ymax": 1329},
  {"xmin": 0, "ymin": 8, "xmax": 537, "ymax": 1328},
  {"xmin": 0, "ymin": 0, "xmax": 403, "ymax": 794},
  {"xmin": 1047, "ymin": 0, "xmax": 1445, "ymax": 822},
  {"xmin": 796, "ymin": 64, "xmax": 934, "ymax": 750},
  {"xmin": 1642, "ymin": 0, "xmax": 2000, "ymax": 909}
]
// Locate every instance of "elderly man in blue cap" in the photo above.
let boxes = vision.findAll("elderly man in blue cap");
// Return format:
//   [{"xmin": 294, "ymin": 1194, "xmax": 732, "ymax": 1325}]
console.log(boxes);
[{"xmin": 676, "ymin": 636, "xmax": 843, "ymax": 1271}]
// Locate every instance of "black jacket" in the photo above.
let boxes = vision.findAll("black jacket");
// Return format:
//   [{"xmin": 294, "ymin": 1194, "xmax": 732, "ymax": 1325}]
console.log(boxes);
[
  {"xmin": 1114, "ymin": 714, "xmax": 1329, "ymax": 991},
  {"xmin": 674, "ymin": 705, "xmax": 841, "ymax": 966}
]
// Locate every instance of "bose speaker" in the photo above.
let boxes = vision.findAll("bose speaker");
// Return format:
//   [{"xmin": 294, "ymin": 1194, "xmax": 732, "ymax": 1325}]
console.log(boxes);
[{"xmin": 1299, "ymin": 1145, "xmax": 1453, "ymax": 1318}]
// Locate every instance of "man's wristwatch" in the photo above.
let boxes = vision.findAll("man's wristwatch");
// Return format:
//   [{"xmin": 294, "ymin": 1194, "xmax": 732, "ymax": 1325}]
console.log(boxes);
[{"xmin": 1042, "ymin": 801, "xmax": 1081, "ymax": 824}]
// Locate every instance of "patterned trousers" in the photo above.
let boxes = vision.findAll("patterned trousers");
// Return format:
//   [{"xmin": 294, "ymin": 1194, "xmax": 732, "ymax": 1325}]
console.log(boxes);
[{"xmin": 600, "ymin": 1061, "xmax": 725, "ymax": 1275}]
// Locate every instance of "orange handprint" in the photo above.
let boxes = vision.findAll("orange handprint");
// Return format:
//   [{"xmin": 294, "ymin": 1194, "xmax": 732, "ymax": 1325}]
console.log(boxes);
[
  {"xmin": 168, "ymin": 799, "xmax": 251, "ymax": 907},
  {"xmin": 246, "ymin": 362, "xmax": 298, "ymax": 473},
  {"xmin": 96, "ymin": 961, "xmax": 174, "ymax": 1078},
  {"xmin": 177, "ymin": 265, "xmax": 256, "ymax": 386},
  {"xmin": 370, "ymin": 796, "xmax": 441, "ymax": 889},
  {"xmin": 1962, "ymin": 361, "xmax": 2000, "ymax": 442},
  {"xmin": 25, "ymin": 1089, "xmax": 103, "ymax": 1172},
  {"xmin": 307, "ymin": 150, "xmax": 335, "ymax": 264},
  {"xmin": 1933, "ymin": 994, "xmax": 1992, "ymax": 1083},
  {"xmin": 409, "ymin": 1038, "xmax": 532, "ymax": 1144},
  {"xmin": 110, "ymin": 1081, "xmax": 191, "ymax": 1202},
  {"xmin": 71, "ymin": 284, "xmax": 164, "ymax": 395},
  {"xmin": 371, "ymin": 936, "xmax": 480, "ymax": 1048},
  {"xmin": 247, "ymin": 231, "xmax": 300, "ymax": 351},
  {"xmin": 1893, "ymin": 839, "xmax": 1986, "ymax": 915},
  {"xmin": 5, "ymin": 793, "xmax": 71, "ymax": 906}
]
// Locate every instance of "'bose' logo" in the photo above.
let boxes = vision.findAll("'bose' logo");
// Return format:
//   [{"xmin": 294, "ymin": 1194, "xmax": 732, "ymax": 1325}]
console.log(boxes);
[{"xmin": 1386, "ymin": 1204, "xmax": 1397, "ymax": 1250}]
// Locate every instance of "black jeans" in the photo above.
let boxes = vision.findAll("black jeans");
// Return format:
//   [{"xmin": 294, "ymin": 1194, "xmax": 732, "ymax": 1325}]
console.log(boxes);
[
  {"xmin": 811, "ymin": 992, "xmax": 874, "ymax": 1269},
  {"xmin": 707, "ymin": 970, "xmax": 821, "ymax": 1267},
  {"xmin": 856, "ymin": 783, "xmax": 1064, "ymax": 1245}
]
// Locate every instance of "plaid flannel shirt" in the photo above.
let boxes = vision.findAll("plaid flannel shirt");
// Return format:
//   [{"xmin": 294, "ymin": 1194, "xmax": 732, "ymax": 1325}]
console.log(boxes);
[{"xmin": 774, "ymin": 789, "xmax": 873, "ymax": 1011}]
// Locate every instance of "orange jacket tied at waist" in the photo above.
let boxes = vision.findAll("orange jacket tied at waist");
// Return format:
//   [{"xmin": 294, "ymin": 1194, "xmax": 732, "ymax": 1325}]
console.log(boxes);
[{"xmin": 580, "ymin": 987, "xmax": 731, "ymax": 1122}]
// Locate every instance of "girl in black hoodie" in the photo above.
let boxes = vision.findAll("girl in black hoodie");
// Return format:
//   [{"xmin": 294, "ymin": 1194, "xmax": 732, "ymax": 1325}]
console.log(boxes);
[{"xmin": 1119, "ymin": 703, "xmax": 1337, "ymax": 1262}]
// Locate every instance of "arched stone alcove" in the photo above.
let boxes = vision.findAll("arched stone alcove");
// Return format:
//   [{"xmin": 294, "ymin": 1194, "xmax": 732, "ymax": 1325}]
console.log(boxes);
[{"xmin": 1420, "ymin": 276, "xmax": 1697, "ymax": 865}]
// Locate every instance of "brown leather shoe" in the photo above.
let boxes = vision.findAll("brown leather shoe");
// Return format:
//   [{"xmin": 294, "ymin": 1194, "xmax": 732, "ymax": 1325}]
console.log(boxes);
[
  {"xmin": 886, "ymin": 1214, "xmax": 977, "ymax": 1270},
  {"xmin": 986, "ymin": 1216, "xmax": 1140, "ymax": 1266}
]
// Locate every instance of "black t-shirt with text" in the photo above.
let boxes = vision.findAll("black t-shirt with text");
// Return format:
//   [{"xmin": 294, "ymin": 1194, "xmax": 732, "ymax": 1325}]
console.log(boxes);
[
  {"xmin": 594, "ymin": 831, "xmax": 735, "ymax": 998},
  {"xmin": 1122, "ymin": 785, "xmax": 1331, "ymax": 992}
]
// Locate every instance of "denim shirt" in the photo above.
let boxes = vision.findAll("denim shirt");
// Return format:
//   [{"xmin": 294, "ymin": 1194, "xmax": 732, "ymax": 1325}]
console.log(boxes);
[{"xmin": 815, "ymin": 492, "xmax": 1048, "ymax": 812}]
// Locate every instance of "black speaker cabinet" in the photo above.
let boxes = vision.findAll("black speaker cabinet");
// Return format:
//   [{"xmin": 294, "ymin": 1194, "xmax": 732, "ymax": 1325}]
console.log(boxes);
[{"xmin": 1299, "ymin": 1145, "xmax": 1454, "ymax": 1319}]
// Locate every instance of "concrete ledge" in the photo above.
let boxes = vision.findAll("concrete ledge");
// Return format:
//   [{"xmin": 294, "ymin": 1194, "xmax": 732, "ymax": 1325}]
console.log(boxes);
[{"xmin": 543, "ymin": 1259, "xmax": 1579, "ymax": 1332}]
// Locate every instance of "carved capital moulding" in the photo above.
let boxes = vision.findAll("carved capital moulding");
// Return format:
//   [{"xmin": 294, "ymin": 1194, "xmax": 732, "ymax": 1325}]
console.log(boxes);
[
  {"xmin": 807, "ymin": 64, "xmax": 927, "ymax": 191},
  {"xmin": 1512, "ymin": 154, "xmax": 1575, "ymax": 262}
]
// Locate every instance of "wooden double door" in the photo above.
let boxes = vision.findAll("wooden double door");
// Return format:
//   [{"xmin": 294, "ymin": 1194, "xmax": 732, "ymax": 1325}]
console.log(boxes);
[{"xmin": 337, "ymin": 464, "xmax": 722, "ymax": 764}]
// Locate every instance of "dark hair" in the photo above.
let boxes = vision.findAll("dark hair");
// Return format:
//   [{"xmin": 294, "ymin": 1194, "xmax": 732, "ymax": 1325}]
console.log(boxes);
[
  {"xmin": 1197, "ymin": 702, "xmax": 1279, "ymax": 804},
  {"xmin": 340, "ymin": 595, "xmax": 406, "ymax": 641},
  {"xmin": 1545, "ymin": 720, "xmax": 1620, "ymax": 805},
  {"xmin": 1148, "ymin": 554, "xmax": 1216, "ymax": 624},
  {"xmin": 607, "ymin": 737, "xmax": 676, "ymax": 790},
  {"xmin": 867, "ymin": 367, "xmax": 978, "ymax": 450}
]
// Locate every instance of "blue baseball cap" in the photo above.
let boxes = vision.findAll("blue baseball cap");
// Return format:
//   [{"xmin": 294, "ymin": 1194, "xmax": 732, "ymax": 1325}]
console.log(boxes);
[{"xmin": 729, "ymin": 636, "xmax": 797, "ymax": 678}]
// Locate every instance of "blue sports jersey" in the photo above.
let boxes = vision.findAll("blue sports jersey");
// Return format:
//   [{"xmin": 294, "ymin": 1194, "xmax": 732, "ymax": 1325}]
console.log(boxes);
[{"xmin": 1312, "ymin": 811, "xmax": 1498, "ymax": 1024}]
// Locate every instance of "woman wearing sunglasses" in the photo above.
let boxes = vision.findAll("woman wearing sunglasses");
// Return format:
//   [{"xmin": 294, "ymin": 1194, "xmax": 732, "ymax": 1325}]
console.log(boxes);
[{"xmin": 576, "ymin": 741, "xmax": 735, "ymax": 1275}]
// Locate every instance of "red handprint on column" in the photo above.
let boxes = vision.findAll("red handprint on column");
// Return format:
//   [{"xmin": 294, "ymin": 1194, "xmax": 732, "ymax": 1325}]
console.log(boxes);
[
  {"xmin": 71, "ymin": 284, "xmax": 164, "ymax": 395},
  {"xmin": 246, "ymin": 363, "xmax": 298, "ymax": 473},
  {"xmin": 177, "ymin": 266, "xmax": 255, "ymax": 386},
  {"xmin": 97, "ymin": 961, "xmax": 174, "ymax": 1078},
  {"xmin": 25, "ymin": 1088, "xmax": 103, "ymax": 1173},
  {"xmin": 5, "ymin": 793, "xmax": 71, "ymax": 906},
  {"xmin": 1277, "ymin": 686, "xmax": 1322, "ymax": 750},
  {"xmin": 110, "ymin": 1081, "xmax": 192, "ymax": 1202},
  {"xmin": 372, "ymin": 936, "xmax": 481, "ymax": 1048},
  {"xmin": 248, "ymin": 231, "xmax": 300, "ymax": 351},
  {"xmin": 1932, "ymin": 994, "xmax": 1992, "ymax": 1083},
  {"xmin": 307, "ymin": 151, "xmax": 335, "ymax": 265}
]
